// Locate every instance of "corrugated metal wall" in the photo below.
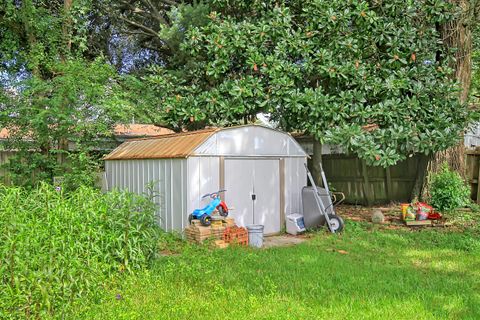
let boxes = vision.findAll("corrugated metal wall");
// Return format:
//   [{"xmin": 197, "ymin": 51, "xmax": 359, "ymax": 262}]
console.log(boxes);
[
  {"xmin": 105, "ymin": 159, "xmax": 188, "ymax": 231},
  {"xmin": 106, "ymin": 155, "xmax": 308, "ymax": 233},
  {"xmin": 105, "ymin": 126, "xmax": 309, "ymax": 233},
  {"xmin": 186, "ymin": 157, "xmax": 220, "ymax": 215}
]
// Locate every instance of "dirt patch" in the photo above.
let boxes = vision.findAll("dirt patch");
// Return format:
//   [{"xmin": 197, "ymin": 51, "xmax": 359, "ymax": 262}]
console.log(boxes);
[
  {"xmin": 336, "ymin": 205, "xmax": 404, "ymax": 228},
  {"xmin": 335, "ymin": 204, "xmax": 479, "ymax": 230},
  {"xmin": 263, "ymin": 235, "xmax": 307, "ymax": 248}
]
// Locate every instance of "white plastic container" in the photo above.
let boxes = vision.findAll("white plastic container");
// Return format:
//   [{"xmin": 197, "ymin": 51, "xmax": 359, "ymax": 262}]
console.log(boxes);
[{"xmin": 286, "ymin": 214, "xmax": 306, "ymax": 235}]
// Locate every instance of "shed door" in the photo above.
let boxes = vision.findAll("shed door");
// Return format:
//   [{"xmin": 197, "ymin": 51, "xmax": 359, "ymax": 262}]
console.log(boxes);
[{"xmin": 224, "ymin": 159, "xmax": 280, "ymax": 235}]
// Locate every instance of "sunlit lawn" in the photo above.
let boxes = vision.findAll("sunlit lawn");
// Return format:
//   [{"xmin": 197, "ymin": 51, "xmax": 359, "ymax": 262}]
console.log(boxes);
[{"xmin": 81, "ymin": 222, "xmax": 480, "ymax": 319}]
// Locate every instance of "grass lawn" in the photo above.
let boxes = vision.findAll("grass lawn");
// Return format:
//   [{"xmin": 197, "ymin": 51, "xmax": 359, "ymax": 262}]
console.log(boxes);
[{"xmin": 81, "ymin": 222, "xmax": 480, "ymax": 320}]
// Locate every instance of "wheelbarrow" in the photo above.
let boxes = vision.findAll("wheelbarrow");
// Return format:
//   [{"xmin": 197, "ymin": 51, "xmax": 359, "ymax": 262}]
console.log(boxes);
[{"xmin": 304, "ymin": 164, "xmax": 345, "ymax": 233}]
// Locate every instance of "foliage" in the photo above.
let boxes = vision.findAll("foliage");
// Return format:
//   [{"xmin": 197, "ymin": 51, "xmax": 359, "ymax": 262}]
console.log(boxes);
[
  {"xmin": 98, "ymin": 0, "xmax": 210, "ymax": 70},
  {"xmin": 0, "ymin": 184, "xmax": 161, "ymax": 319},
  {"xmin": 131, "ymin": 0, "xmax": 471, "ymax": 166},
  {"xmin": 429, "ymin": 162, "xmax": 471, "ymax": 212},
  {"xmin": 80, "ymin": 223, "xmax": 480, "ymax": 319},
  {"xmin": 1, "ymin": 58, "xmax": 120, "ymax": 187},
  {"xmin": 0, "ymin": 1, "xmax": 128, "ymax": 187},
  {"xmin": 0, "ymin": 0, "xmax": 94, "ymax": 72}
]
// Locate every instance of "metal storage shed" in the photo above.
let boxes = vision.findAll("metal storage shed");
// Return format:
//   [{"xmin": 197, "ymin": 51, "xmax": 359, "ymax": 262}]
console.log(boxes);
[{"xmin": 104, "ymin": 125, "xmax": 308, "ymax": 235}]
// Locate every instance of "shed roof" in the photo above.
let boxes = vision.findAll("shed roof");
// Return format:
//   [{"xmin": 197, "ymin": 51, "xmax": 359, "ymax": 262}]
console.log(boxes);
[
  {"xmin": 104, "ymin": 128, "xmax": 218, "ymax": 160},
  {"xmin": 104, "ymin": 125, "xmax": 308, "ymax": 160}
]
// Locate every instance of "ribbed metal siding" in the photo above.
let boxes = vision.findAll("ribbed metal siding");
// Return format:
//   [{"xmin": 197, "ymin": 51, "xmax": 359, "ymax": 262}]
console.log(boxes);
[
  {"xmin": 186, "ymin": 157, "xmax": 220, "ymax": 215},
  {"xmin": 105, "ymin": 159, "xmax": 188, "ymax": 232}
]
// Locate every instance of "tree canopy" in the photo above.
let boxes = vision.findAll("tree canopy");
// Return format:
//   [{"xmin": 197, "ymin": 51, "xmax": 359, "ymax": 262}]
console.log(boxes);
[
  {"xmin": 0, "ymin": 0, "xmax": 121, "ymax": 186},
  {"xmin": 0, "ymin": 0, "xmax": 478, "ymax": 186},
  {"xmin": 132, "ymin": 0, "xmax": 471, "ymax": 166}
]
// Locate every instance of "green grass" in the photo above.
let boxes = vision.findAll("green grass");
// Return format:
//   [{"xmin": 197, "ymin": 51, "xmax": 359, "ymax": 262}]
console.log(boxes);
[{"xmin": 80, "ymin": 222, "xmax": 480, "ymax": 320}]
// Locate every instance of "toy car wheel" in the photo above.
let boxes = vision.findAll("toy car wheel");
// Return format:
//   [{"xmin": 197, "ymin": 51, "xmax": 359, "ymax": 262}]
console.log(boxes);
[
  {"xmin": 327, "ymin": 214, "xmax": 344, "ymax": 233},
  {"xmin": 200, "ymin": 214, "xmax": 212, "ymax": 226},
  {"xmin": 188, "ymin": 214, "xmax": 194, "ymax": 225},
  {"xmin": 217, "ymin": 206, "xmax": 228, "ymax": 217}
]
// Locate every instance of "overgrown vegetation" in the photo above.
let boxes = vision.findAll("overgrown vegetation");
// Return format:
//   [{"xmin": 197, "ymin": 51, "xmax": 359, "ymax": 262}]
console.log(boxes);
[
  {"xmin": 1, "ymin": 0, "xmax": 477, "ymax": 183},
  {"xmin": 429, "ymin": 163, "xmax": 471, "ymax": 212},
  {"xmin": 129, "ymin": 0, "xmax": 472, "ymax": 167},
  {"xmin": 0, "ymin": 1, "xmax": 479, "ymax": 317},
  {"xmin": 80, "ymin": 222, "xmax": 480, "ymax": 319},
  {"xmin": 0, "ymin": 184, "xmax": 161, "ymax": 319}
]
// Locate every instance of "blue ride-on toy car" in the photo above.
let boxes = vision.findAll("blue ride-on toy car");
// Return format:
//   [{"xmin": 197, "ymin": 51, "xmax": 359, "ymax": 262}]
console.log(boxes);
[{"xmin": 188, "ymin": 190, "xmax": 229, "ymax": 226}]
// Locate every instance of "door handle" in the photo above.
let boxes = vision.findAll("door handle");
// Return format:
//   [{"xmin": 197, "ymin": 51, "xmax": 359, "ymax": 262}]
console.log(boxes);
[{"xmin": 251, "ymin": 194, "xmax": 256, "ymax": 201}]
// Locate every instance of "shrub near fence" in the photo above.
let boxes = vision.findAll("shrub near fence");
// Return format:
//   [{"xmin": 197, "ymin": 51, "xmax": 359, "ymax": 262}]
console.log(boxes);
[{"xmin": 0, "ymin": 184, "xmax": 161, "ymax": 319}]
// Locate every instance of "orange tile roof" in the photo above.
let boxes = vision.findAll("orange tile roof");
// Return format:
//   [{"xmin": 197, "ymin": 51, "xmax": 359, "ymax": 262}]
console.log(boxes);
[
  {"xmin": 0, "ymin": 128, "xmax": 9, "ymax": 139},
  {"xmin": 104, "ymin": 128, "xmax": 219, "ymax": 160},
  {"xmin": 0, "ymin": 124, "xmax": 173, "ymax": 140},
  {"xmin": 114, "ymin": 124, "xmax": 174, "ymax": 137}
]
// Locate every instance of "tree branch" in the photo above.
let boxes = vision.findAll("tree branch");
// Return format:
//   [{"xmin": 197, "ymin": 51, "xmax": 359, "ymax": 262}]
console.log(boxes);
[
  {"xmin": 141, "ymin": 0, "xmax": 170, "ymax": 26},
  {"xmin": 118, "ymin": 15, "xmax": 159, "ymax": 38}
]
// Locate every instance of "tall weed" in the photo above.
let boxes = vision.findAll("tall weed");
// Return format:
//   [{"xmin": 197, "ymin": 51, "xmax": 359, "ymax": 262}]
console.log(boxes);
[{"xmin": 0, "ymin": 184, "xmax": 161, "ymax": 319}]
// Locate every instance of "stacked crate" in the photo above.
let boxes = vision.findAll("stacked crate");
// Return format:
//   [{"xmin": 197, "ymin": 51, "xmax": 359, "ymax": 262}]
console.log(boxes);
[
  {"xmin": 185, "ymin": 218, "xmax": 227, "ymax": 244},
  {"xmin": 184, "ymin": 222, "xmax": 213, "ymax": 243},
  {"xmin": 211, "ymin": 225, "xmax": 226, "ymax": 239},
  {"xmin": 224, "ymin": 217, "xmax": 235, "ymax": 228},
  {"xmin": 185, "ymin": 217, "xmax": 246, "ymax": 248}
]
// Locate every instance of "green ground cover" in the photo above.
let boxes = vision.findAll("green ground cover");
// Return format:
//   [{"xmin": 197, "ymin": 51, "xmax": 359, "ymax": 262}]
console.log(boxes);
[{"xmin": 81, "ymin": 222, "xmax": 480, "ymax": 320}]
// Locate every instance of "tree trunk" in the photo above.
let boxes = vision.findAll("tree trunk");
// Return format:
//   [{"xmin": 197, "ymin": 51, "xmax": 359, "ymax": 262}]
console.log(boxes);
[
  {"xmin": 312, "ymin": 138, "xmax": 323, "ymax": 186},
  {"xmin": 423, "ymin": 0, "xmax": 475, "ymax": 199},
  {"xmin": 62, "ymin": 0, "xmax": 73, "ymax": 56},
  {"xmin": 57, "ymin": 0, "xmax": 74, "ymax": 168},
  {"xmin": 411, "ymin": 154, "xmax": 430, "ymax": 201}
]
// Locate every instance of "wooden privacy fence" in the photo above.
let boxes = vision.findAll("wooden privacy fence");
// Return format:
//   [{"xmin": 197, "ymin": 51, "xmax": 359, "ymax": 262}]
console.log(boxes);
[
  {"xmin": 0, "ymin": 151, "xmax": 15, "ymax": 185},
  {"xmin": 465, "ymin": 149, "xmax": 480, "ymax": 203},
  {"xmin": 2, "ymin": 147, "xmax": 478, "ymax": 205},
  {"xmin": 318, "ymin": 154, "xmax": 421, "ymax": 205}
]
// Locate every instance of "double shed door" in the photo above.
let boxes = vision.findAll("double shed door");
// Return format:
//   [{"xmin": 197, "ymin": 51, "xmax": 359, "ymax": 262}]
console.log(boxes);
[{"xmin": 224, "ymin": 158, "xmax": 281, "ymax": 235}]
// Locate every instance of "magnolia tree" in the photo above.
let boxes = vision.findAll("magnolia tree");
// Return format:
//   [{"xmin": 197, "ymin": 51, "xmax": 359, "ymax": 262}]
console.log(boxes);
[{"xmin": 138, "ymin": 0, "xmax": 471, "ymax": 167}]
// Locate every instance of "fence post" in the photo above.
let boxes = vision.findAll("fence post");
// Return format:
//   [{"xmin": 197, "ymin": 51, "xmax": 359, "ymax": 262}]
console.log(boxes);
[
  {"xmin": 361, "ymin": 160, "xmax": 373, "ymax": 206},
  {"xmin": 477, "ymin": 157, "xmax": 480, "ymax": 204},
  {"xmin": 385, "ymin": 167, "xmax": 392, "ymax": 202}
]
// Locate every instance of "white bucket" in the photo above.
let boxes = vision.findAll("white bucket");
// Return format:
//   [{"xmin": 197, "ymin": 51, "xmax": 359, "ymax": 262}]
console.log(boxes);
[{"xmin": 247, "ymin": 225, "xmax": 264, "ymax": 248}]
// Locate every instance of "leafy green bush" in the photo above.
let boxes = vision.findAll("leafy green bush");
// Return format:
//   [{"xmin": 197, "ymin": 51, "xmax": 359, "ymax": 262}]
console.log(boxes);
[
  {"xmin": 429, "ymin": 163, "xmax": 471, "ymax": 212},
  {"xmin": 0, "ymin": 184, "xmax": 161, "ymax": 319}
]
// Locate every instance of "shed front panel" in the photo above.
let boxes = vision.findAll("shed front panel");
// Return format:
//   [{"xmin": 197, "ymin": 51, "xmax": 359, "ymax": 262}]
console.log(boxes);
[
  {"xmin": 194, "ymin": 126, "xmax": 306, "ymax": 157},
  {"xmin": 224, "ymin": 158, "xmax": 281, "ymax": 235},
  {"xmin": 284, "ymin": 157, "xmax": 308, "ymax": 216}
]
